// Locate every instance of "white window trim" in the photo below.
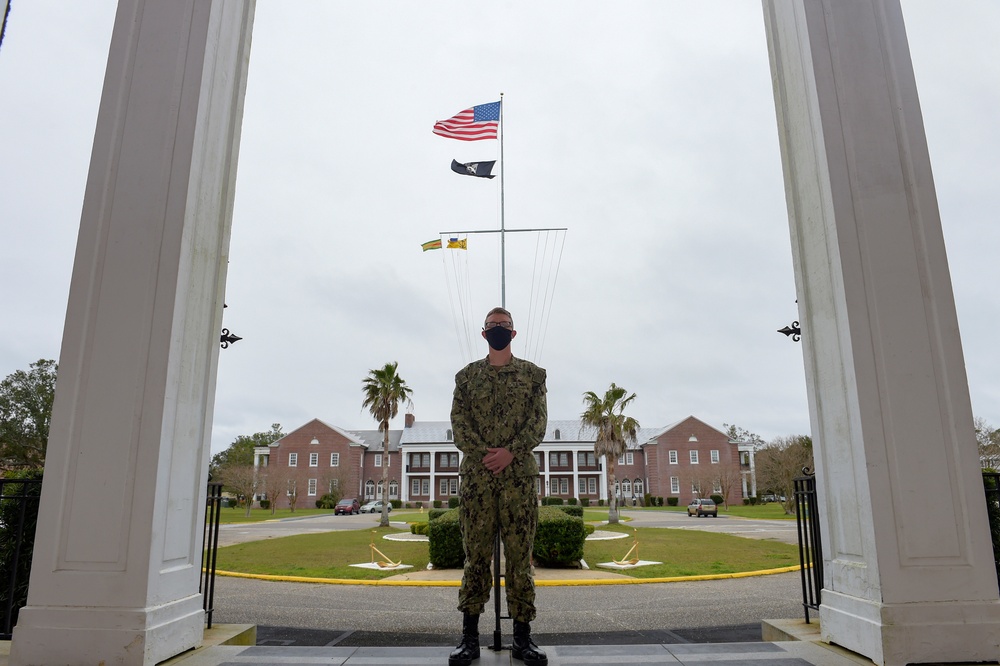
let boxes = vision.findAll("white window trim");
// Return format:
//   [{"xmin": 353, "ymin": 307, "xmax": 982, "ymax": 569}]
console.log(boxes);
[
  {"xmin": 670, "ymin": 476, "xmax": 680, "ymax": 494},
  {"xmin": 307, "ymin": 478, "xmax": 317, "ymax": 496},
  {"xmin": 330, "ymin": 452, "xmax": 340, "ymax": 467},
  {"xmin": 668, "ymin": 450, "xmax": 678, "ymax": 464},
  {"xmin": 690, "ymin": 450, "xmax": 699, "ymax": 464},
  {"xmin": 309, "ymin": 452, "xmax": 318, "ymax": 467},
  {"xmin": 288, "ymin": 453, "xmax": 297, "ymax": 467},
  {"xmin": 711, "ymin": 450, "xmax": 720, "ymax": 464}
]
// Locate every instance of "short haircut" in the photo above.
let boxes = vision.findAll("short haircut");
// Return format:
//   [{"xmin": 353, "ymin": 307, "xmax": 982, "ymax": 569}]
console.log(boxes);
[{"xmin": 484, "ymin": 306, "xmax": 513, "ymax": 327}]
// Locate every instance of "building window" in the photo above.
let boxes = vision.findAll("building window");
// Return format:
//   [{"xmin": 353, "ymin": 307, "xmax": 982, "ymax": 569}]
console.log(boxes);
[
  {"xmin": 450, "ymin": 478, "xmax": 459, "ymax": 495},
  {"xmin": 534, "ymin": 477, "xmax": 541, "ymax": 495},
  {"xmin": 377, "ymin": 480, "xmax": 384, "ymax": 499},
  {"xmin": 713, "ymin": 481, "xmax": 722, "ymax": 494},
  {"xmin": 308, "ymin": 479, "xmax": 317, "ymax": 496},
  {"xmin": 374, "ymin": 454, "xmax": 382, "ymax": 467},
  {"xmin": 559, "ymin": 478, "xmax": 569, "ymax": 494},
  {"xmin": 614, "ymin": 481, "xmax": 620, "ymax": 496},
  {"xmin": 411, "ymin": 478, "xmax": 421, "ymax": 496},
  {"xmin": 622, "ymin": 479, "xmax": 632, "ymax": 497},
  {"xmin": 330, "ymin": 452, "xmax": 340, "ymax": 466},
  {"xmin": 309, "ymin": 452, "xmax": 318, "ymax": 467},
  {"xmin": 388, "ymin": 480, "xmax": 398, "ymax": 499},
  {"xmin": 577, "ymin": 452, "xmax": 596, "ymax": 467},
  {"xmin": 534, "ymin": 452, "xmax": 543, "ymax": 469},
  {"xmin": 618, "ymin": 454, "xmax": 625, "ymax": 465},
  {"xmin": 588, "ymin": 477, "xmax": 597, "ymax": 494},
  {"xmin": 668, "ymin": 450, "xmax": 678, "ymax": 464},
  {"xmin": 421, "ymin": 479, "xmax": 430, "ymax": 495},
  {"xmin": 670, "ymin": 477, "xmax": 680, "ymax": 494},
  {"xmin": 554, "ymin": 429, "xmax": 561, "ymax": 440},
  {"xmin": 446, "ymin": 429, "xmax": 453, "ymax": 440},
  {"xmin": 711, "ymin": 450, "xmax": 720, "ymax": 464},
  {"xmin": 329, "ymin": 478, "xmax": 339, "ymax": 492},
  {"xmin": 690, "ymin": 450, "xmax": 699, "ymax": 464},
  {"xmin": 288, "ymin": 453, "xmax": 297, "ymax": 467},
  {"xmin": 286, "ymin": 479, "xmax": 297, "ymax": 496},
  {"xmin": 365, "ymin": 480, "xmax": 375, "ymax": 499},
  {"xmin": 578, "ymin": 478, "xmax": 587, "ymax": 494},
  {"xmin": 634, "ymin": 479, "xmax": 643, "ymax": 496},
  {"xmin": 440, "ymin": 479, "xmax": 449, "ymax": 496},
  {"xmin": 626, "ymin": 452, "xmax": 634, "ymax": 465}
]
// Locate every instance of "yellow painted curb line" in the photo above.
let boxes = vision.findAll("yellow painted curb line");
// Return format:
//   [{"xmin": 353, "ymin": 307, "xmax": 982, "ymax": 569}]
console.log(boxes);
[{"xmin": 214, "ymin": 564, "xmax": 803, "ymax": 588}]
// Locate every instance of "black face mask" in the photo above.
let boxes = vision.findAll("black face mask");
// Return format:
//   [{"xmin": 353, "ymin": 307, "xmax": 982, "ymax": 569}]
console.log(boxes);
[{"xmin": 484, "ymin": 326, "xmax": 512, "ymax": 351}]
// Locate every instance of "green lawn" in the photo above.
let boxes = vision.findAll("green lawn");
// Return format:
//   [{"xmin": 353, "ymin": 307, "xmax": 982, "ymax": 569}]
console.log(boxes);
[{"xmin": 213, "ymin": 525, "xmax": 801, "ymax": 581}]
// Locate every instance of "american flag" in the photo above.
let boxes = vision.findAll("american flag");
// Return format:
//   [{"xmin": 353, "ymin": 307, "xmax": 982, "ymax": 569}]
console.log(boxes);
[{"xmin": 432, "ymin": 101, "xmax": 500, "ymax": 141}]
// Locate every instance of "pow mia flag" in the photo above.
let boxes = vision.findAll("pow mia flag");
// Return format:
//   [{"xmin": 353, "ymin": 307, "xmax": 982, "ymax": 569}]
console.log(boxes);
[{"xmin": 451, "ymin": 159, "xmax": 497, "ymax": 179}]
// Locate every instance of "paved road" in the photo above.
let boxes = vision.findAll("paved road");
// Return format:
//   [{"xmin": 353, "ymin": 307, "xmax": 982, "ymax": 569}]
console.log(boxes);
[{"xmin": 216, "ymin": 508, "xmax": 800, "ymax": 547}]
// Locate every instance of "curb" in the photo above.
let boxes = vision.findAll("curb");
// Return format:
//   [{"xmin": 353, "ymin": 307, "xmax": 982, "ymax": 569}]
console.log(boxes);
[{"xmin": 213, "ymin": 564, "xmax": 803, "ymax": 587}]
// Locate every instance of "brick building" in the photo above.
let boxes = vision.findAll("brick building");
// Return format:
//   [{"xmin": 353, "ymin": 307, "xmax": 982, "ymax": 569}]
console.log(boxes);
[{"xmin": 255, "ymin": 415, "xmax": 757, "ymax": 509}]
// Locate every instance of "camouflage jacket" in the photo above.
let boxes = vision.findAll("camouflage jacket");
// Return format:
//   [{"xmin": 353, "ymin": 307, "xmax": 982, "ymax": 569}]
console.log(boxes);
[{"xmin": 451, "ymin": 356, "xmax": 547, "ymax": 479}]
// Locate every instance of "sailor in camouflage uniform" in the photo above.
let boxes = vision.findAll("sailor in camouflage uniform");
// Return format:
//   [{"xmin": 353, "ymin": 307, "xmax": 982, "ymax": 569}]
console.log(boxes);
[{"xmin": 448, "ymin": 307, "xmax": 548, "ymax": 666}]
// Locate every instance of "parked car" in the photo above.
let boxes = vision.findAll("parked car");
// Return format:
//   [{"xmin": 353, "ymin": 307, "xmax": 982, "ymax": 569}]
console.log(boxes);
[
  {"xmin": 334, "ymin": 498, "xmax": 360, "ymax": 515},
  {"xmin": 687, "ymin": 498, "xmax": 718, "ymax": 517},
  {"xmin": 360, "ymin": 500, "xmax": 392, "ymax": 514}
]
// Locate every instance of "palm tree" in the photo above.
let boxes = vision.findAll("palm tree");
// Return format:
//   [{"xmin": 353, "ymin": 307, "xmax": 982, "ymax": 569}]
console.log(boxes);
[
  {"xmin": 581, "ymin": 383, "xmax": 639, "ymax": 525},
  {"xmin": 361, "ymin": 361, "xmax": 413, "ymax": 527}
]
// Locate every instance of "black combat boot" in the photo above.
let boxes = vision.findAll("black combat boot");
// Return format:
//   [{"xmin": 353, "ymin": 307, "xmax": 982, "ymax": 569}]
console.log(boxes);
[
  {"xmin": 448, "ymin": 613, "xmax": 480, "ymax": 666},
  {"xmin": 512, "ymin": 620, "xmax": 547, "ymax": 666}
]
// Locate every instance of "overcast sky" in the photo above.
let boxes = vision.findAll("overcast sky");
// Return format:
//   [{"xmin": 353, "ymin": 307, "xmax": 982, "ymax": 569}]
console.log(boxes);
[{"xmin": 1, "ymin": 2, "xmax": 998, "ymax": 456}]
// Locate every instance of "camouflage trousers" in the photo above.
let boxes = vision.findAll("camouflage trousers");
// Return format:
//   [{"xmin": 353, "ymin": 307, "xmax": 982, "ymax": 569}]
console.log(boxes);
[{"xmin": 457, "ymin": 472, "xmax": 538, "ymax": 622}]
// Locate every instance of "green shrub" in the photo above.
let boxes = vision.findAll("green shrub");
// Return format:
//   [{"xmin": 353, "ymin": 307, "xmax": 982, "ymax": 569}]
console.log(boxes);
[
  {"xmin": 315, "ymin": 493, "xmax": 339, "ymax": 509},
  {"xmin": 555, "ymin": 505, "xmax": 583, "ymax": 518},
  {"xmin": 428, "ymin": 508, "xmax": 451, "ymax": 521},
  {"xmin": 567, "ymin": 497, "xmax": 578, "ymax": 505},
  {"xmin": 448, "ymin": 497, "xmax": 460, "ymax": 509},
  {"xmin": 667, "ymin": 497, "xmax": 678, "ymax": 506},
  {"xmin": 415, "ymin": 501, "xmax": 423, "ymax": 509},
  {"xmin": 259, "ymin": 500, "xmax": 271, "ymax": 510},
  {"xmin": 533, "ymin": 506, "xmax": 586, "ymax": 566},
  {"xmin": 743, "ymin": 498, "xmax": 750, "ymax": 506},
  {"xmin": 581, "ymin": 497, "xmax": 590, "ymax": 507},
  {"xmin": 598, "ymin": 499, "xmax": 605, "ymax": 506},
  {"xmin": 644, "ymin": 493, "xmax": 653, "ymax": 507},
  {"xmin": 410, "ymin": 522, "xmax": 429, "ymax": 536},
  {"xmin": 542, "ymin": 496, "xmax": 564, "ymax": 506},
  {"xmin": 657, "ymin": 497, "xmax": 665, "ymax": 507},
  {"xmin": 584, "ymin": 524, "xmax": 596, "ymax": 537},
  {"xmin": 433, "ymin": 499, "xmax": 442, "ymax": 508},
  {"xmin": 428, "ymin": 509, "xmax": 464, "ymax": 568},
  {"xmin": 391, "ymin": 499, "xmax": 402, "ymax": 509},
  {"xmin": 710, "ymin": 494, "xmax": 724, "ymax": 505}
]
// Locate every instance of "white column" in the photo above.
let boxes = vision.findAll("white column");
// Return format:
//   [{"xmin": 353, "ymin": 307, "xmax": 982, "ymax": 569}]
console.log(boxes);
[
  {"xmin": 11, "ymin": 2, "xmax": 255, "ymax": 665},
  {"xmin": 763, "ymin": 2, "xmax": 1000, "ymax": 664}
]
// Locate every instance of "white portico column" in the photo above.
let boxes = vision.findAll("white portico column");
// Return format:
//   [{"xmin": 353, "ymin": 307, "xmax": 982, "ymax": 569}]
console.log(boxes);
[
  {"xmin": 11, "ymin": 2, "xmax": 255, "ymax": 665},
  {"xmin": 763, "ymin": 2, "xmax": 1000, "ymax": 665}
]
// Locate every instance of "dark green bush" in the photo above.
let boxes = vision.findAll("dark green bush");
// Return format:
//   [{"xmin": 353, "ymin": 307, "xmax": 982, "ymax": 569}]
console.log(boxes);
[
  {"xmin": 533, "ymin": 506, "xmax": 586, "ymax": 566},
  {"xmin": 581, "ymin": 497, "xmax": 590, "ymax": 507},
  {"xmin": 391, "ymin": 499, "xmax": 402, "ymax": 509},
  {"xmin": 542, "ymin": 496, "xmax": 564, "ymax": 506},
  {"xmin": 598, "ymin": 499, "xmax": 605, "ymax": 506},
  {"xmin": 667, "ymin": 497, "xmax": 678, "ymax": 506},
  {"xmin": 315, "ymin": 494, "xmax": 338, "ymax": 509},
  {"xmin": 448, "ymin": 497, "xmax": 460, "ymax": 509},
  {"xmin": 644, "ymin": 493, "xmax": 653, "ymax": 507},
  {"xmin": 567, "ymin": 497, "xmax": 578, "ymax": 506},
  {"xmin": 259, "ymin": 500, "xmax": 271, "ymax": 510},
  {"xmin": 410, "ymin": 522, "xmax": 429, "ymax": 536},
  {"xmin": 433, "ymin": 499, "xmax": 442, "ymax": 508},
  {"xmin": 0, "ymin": 470, "xmax": 43, "ymax": 632},
  {"xmin": 428, "ymin": 509, "xmax": 464, "ymax": 568},
  {"xmin": 428, "ymin": 508, "xmax": 451, "ymax": 521},
  {"xmin": 555, "ymin": 505, "xmax": 583, "ymax": 518},
  {"xmin": 710, "ymin": 494, "xmax": 724, "ymax": 505}
]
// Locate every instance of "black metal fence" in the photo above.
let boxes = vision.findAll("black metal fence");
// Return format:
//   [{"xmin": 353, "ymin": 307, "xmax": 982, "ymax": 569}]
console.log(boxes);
[
  {"xmin": 0, "ymin": 476, "xmax": 43, "ymax": 640},
  {"xmin": 201, "ymin": 481, "xmax": 224, "ymax": 628},
  {"xmin": 1, "ymin": 477, "xmax": 225, "ymax": 636},
  {"xmin": 793, "ymin": 469, "xmax": 822, "ymax": 623},
  {"xmin": 984, "ymin": 472, "xmax": 1000, "ymax": 588}
]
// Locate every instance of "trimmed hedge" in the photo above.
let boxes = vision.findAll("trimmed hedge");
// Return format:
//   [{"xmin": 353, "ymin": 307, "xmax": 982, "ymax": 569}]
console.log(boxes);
[
  {"xmin": 428, "ymin": 508, "xmax": 451, "ymax": 521},
  {"xmin": 555, "ymin": 505, "xmax": 583, "ymax": 518},
  {"xmin": 426, "ymin": 505, "xmax": 588, "ymax": 568},
  {"xmin": 533, "ymin": 506, "xmax": 586, "ymax": 566}
]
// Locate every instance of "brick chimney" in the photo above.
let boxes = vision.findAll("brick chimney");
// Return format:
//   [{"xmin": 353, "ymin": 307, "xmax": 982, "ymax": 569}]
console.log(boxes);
[{"xmin": 404, "ymin": 413, "xmax": 415, "ymax": 428}]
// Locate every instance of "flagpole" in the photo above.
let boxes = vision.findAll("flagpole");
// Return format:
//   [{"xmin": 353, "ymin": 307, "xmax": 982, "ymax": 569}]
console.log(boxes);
[{"xmin": 499, "ymin": 92, "xmax": 506, "ymax": 309}]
